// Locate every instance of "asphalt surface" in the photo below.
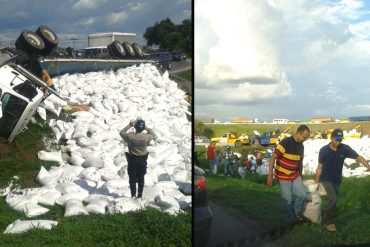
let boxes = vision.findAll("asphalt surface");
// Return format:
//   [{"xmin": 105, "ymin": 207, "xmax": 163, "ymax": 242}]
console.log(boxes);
[
  {"xmin": 168, "ymin": 59, "xmax": 192, "ymax": 94},
  {"xmin": 206, "ymin": 200, "xmax": 280, "ymax": 247}
]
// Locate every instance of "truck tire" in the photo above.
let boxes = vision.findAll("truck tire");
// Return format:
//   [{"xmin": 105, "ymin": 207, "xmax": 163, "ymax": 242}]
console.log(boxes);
[
  {"xmin": 35, "ymin": 25, "xmax": 59, "ymax": 56},
  {"xmin": 122, "ymin": 41, "xmax": 135, "ymax": 58},
  {"xmin": 235, "ymin": 141, "xmax": 242, "ymax": 147},
  {"xmin": 108, "ymin": 41, "xmax": 125, "ymax": 58},
  {"xmin": 107, "ymin": 43, "xmax": 115, "ymax": 58},
  {"xmin": 15, "ymin": 30, "xmax": 45, "ymax": 55},
  {"xmin": 132, "ymin": 42, "xmax": 144, "ymax": 58}
]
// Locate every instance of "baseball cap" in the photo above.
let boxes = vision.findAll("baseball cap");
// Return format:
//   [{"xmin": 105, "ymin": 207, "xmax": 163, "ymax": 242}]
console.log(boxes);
[{"xmin": 331, "ymin": 129, "xmax": 343, "ymax": 141}]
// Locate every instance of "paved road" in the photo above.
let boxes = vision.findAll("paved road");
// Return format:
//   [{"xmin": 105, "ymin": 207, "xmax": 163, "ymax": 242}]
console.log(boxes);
[
  {"xmin": 170, "ymin": 59, "xmax": 191, "ymax": 74},
  {"xmin": 206, "ymin": 201, "xmax": 280, "ymax": 247}
]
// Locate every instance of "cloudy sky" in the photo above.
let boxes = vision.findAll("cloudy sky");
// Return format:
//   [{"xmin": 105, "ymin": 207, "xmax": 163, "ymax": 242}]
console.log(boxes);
[
  {"xmin": 195, "ymin": 0, "xmax": 370, "ymax": 122},
  {"xmin": 0, "ymin": 0, "xmax": 191, "ymax": 49}
]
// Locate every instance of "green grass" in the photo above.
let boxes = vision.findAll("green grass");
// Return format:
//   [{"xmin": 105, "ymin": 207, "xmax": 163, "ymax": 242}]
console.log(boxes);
[
  {"xmin": 203, "ymin": 162, "xmax": 370, "ymax": 246},
  {"xmin": 0, "ymin": 121, "xmax": 191, "ymax": 246},
  {"xmin": 204, "ymin": 122, "xmax": 370, "ymax": 139},
  {"xmin": 175, "ymin": 69, "xmax": 191, "ymax": 82}
]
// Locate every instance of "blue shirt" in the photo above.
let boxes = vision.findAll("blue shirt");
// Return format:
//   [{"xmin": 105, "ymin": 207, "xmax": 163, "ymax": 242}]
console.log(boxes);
[{"xmin": 319, "ymin": 143, "xmax": 358, "ymax": 184}]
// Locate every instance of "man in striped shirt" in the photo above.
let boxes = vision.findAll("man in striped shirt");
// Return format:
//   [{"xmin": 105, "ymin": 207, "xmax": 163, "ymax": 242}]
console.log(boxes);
[{"xmin": 267, "ymin": 125, "xmax": 310, "ymax": 223}]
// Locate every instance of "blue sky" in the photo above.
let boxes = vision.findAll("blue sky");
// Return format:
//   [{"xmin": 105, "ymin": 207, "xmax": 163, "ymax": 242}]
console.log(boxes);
[
  {"xmin": 195, "ymin": 0, "xmax": 370, "ymax": 122},
  {"xmin": 0, "ymin": 0, "xmax": 191, "ymax": 49}
]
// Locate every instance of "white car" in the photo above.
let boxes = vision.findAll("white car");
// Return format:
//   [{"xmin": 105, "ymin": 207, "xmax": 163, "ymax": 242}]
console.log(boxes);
[{"xmin": 195, "ymin": 135, "xmax": 210, "ymax": 143}]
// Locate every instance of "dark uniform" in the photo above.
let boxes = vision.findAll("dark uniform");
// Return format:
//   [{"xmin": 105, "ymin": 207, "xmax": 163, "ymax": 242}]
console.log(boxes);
[{"xmin": 120, "ymin": 120, "xmax": 157, "ymax": 198}]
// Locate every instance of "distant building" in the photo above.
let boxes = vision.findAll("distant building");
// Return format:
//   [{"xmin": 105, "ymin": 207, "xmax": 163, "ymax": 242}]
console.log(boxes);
[
  {"xmin": 88, "ymin": 32, "xmax": 137, "ymax": 47},
  {"xmin": 348, "ymin": 116, "xmax": 370, "ymax": 122},
  {"xmin": 233, "ymin": 119, "xmax": 254, "ymax": 124},
  {"xmin": 273, "ymin": 119, "xmax": 289, "ymax": 124},
  {"xmin": 309, "ymin": 117, "xmax": 333, "ymax": 123}
]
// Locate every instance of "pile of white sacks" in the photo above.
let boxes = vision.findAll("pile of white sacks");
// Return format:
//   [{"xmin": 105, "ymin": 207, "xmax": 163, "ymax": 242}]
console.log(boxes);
[
  {"xmin": 0, "ymin": 64, "xmax": 191, "ymax": 233},
  {"xmin": 252, "ymin": 137, "xmax": 370, "ymax": 177}
]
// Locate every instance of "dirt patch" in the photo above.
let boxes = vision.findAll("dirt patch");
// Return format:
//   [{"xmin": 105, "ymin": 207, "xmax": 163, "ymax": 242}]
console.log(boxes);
[
  {"xmin": 14, "ymin": 139, "xmax": 44, "ymax": 161},
  {"xmin": 0, "ymin": 143, "xmax": 10, "ymax": 158}
]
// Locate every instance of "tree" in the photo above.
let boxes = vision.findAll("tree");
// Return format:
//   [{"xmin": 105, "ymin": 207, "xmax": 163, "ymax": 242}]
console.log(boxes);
[
  {"xmin": 144, "ymin": 18, "xmax": 192, "ymax": 54},
  {"xmin": 195, "ymin": 120, "xmax": 214, "ymax": 139}
]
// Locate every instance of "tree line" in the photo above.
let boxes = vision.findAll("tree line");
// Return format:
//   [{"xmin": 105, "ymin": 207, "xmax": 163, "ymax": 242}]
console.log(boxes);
[{"xmin": 144, "ymin": 18, "xmax": 192, "ymax": 55}]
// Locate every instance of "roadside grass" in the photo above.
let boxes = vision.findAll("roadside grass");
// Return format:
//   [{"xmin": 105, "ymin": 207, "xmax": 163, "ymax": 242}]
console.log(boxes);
[
  {"xmin": 175, "ymin": 69, "xmax": 191, "ymax": 82},
  {"xmin": 0, "ymin": 121, "xmax": 191, "ymax": 246},
  {"xmin": 203, "ymin": 160, "xmax": 370, "ymax": 246}
]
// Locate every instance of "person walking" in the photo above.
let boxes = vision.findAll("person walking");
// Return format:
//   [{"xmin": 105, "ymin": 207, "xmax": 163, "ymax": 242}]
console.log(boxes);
[
  {"xmin": 120, "ymin": 118, "xmax": 157, "ymax": 199},
  {"xmin": 206, "ymin": 141, "xmax": 216, "ymax": 173},
  {"xmin": 222, "ymin": 145, "xmax": 233, "ymax": 176},
  {"xmin": 267, "ymin": 125, "xmax": 311, "ymax": 224},
  {"xmin": 315, "ymin": 129, "xmax": 370, "ymax": 232}
]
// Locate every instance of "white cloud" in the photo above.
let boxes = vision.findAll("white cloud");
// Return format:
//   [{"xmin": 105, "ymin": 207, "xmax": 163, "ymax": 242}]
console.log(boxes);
[
  {"xmin": 127, "ymin": 2, "xmax": 143, "ymax": 12},
  {"xmin": 80, "ymin": 17, "xmax": 96, "ymax": 25},
  {"xmin": 72, "ymin": 0, "xmax": 109, "ymax": 10},
  {"xmin": 177, "ymin": 0, "xmax": 190, "ymax": 4},
  {"xmin": 355, "ymin": 104, "xmax": 370, "ymax": 110},
  {"xmin": 107, "ymin": 11, "xmax": 128, "ymax": 25},
  {"xmin": 195, "ymin": 0, "xmax": 370, "ymax": 121}
]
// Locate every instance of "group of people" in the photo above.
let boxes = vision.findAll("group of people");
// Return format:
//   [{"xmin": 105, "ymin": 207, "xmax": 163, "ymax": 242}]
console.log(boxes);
[
  {"xmin": 206, "ymin": 143, "xmax": 264, "ymax": 177},
  {"xmin": 267, "ymin": 125, "xmax": 370, "ymax": 232}
]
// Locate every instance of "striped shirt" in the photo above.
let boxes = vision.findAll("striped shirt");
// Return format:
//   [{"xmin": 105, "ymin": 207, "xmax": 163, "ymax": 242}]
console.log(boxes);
[{"xmin": 273, "ymin": 136, "xmax": 304, "ymax": 181}]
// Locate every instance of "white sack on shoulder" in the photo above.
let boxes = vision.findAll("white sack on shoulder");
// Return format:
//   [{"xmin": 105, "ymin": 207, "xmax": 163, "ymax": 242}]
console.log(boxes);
[
  {"xmin": 38, "ymin": 150, "xmax": 64, "ymax": 164},
  {"xmin": 4, "ymin": 219, "xmax": 58, "ymax": 234}
]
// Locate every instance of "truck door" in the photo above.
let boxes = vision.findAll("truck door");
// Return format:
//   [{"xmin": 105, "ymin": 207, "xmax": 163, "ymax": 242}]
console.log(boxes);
[{"xmin": 220, "ymin": 133, "xmax": 228, "ymax": 144}]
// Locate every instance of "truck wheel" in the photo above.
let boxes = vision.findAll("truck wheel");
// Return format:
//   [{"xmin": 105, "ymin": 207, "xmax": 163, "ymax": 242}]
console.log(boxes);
[
  {"xmin": 132, "ymin": 42, "xmax": 144, "ymax": 58},
  {"xmin": 108, "ymin": 41, "xmax": 125, "ymax": 58},
  {"xmin": 235, "ymin": 141, "xmax": 242, "ymax": 147},
  {"xmin": 35, "ymin": 25, "xmax": 59, "ymax": 56},
  {"xmin": 122, "ymin": 41, "xmax": 135, "ymax": 58},
  {"xmin": 15, "ymin": 30, "xmax": 45, "ymax": 55},
  {"xmin": 107, "ymin": 43, "xmax": 115, "ymax": 58}
]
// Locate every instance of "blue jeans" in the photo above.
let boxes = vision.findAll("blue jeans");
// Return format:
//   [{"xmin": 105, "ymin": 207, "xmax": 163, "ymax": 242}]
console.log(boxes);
[
  {"xmin": 278, "ymin": 176, "xmax": 307, "ymax": 223},
  {"xmin": 224, "ymin": 159, "xmax": 232, "ymax": 175},
  {"xmin": 208, "ymin": 159, "xmax": 215, "ymax": 172}
]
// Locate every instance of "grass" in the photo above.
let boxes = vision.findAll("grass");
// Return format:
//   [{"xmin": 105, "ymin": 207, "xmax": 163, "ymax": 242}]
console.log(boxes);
[
  {"xmin": 200, "ymin": 153, "xmax": 370, "ymax": 246},
  {"xmin": 0, "ymin": 121, "xmax": 191, "ymax": 246},
  {"xmin": 175, "ymin": 69, "xmax": 191, "ymax": 82},
  {"xmin": 204, "ymin": 122, "xmax": 370, "ymax": 138}
]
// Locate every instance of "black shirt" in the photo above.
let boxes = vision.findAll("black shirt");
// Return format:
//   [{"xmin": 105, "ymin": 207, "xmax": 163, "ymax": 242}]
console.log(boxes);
[{"xmin": 319, "ymin": 143, "xmax": 358, "ymax": 184}]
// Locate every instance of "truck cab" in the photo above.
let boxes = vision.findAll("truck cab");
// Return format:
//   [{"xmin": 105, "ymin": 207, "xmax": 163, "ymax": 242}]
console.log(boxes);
[
  {"xmin": 211, "ymin": 133, "xmax": 249, "ymax": 147},
  {"xmin": 0, "ymin": 56, "xmax": 44, "ymax": 142}
]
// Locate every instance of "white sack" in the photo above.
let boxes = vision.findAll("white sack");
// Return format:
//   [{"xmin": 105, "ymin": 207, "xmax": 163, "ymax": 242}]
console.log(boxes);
[
  {"xmin": 38, "ymin": 150, "xmax": 64, "ymax": 164},
  {"xmin": 4, "ymin": 219, "xmax": 58, "ymax": 234}
]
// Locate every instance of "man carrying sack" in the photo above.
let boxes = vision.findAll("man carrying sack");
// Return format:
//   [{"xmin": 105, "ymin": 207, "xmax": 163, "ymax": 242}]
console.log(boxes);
[{"xmin": 120, "ymin": 118, "xmax": 157, "ymax": 199}]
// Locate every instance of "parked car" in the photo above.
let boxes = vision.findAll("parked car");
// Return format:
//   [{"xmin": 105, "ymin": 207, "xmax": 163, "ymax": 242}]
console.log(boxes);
[
  {"xmin": 171, "ymin": 51, "xmax": 186, "ymax": 61},
  {"xmin": 147, "ymin": 52, "xmax": 172, "ymax": 70},
  {"xmin": 194, "ymin": 165, "xmax": 212, "ymax": 246},
  {"xmin": 195, "ymin": 135, "xmax": 210, "ymax": 144}
]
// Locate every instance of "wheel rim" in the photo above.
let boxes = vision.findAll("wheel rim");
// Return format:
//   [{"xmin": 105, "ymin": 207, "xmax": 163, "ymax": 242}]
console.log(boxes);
[
  {"xmin": 42, "ymin": 29, "xmax": 56, "ymax": 41},
  {"xmin": 27, "ymin": 33, "xmax": 42, "ymax": 46}
]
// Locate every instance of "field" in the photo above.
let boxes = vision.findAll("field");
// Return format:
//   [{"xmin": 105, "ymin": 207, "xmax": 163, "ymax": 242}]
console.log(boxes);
[
  {"xmin": 0, "ymin": 121, "xmax": 191, "ymax": 246},
  {"xmin": 206, "ymin": 122, "xmax": 370, "ymax": 138},
  {"xmin": 196, "ymin": 154, "xmax": 370, "ymax": 246}
]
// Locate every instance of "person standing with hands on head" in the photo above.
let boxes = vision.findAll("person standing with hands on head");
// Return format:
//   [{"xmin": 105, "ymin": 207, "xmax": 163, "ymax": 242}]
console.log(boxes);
[
  {"xmin": 267, "ymin": 125, "xmax": 311, "ymax": 224},
  {"xmin": 120, "ymin": 118, "xmax": 157, "ymax": 199},
  {"xmin": 315, "ymin": 129, "xmax": 370, "ymax": 232}
]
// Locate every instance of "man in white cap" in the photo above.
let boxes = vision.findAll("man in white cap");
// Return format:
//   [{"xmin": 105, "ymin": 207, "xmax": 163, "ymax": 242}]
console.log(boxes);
[{"xmin": 315, "ymin": 128, "xmax": 370, "ymax": 232}]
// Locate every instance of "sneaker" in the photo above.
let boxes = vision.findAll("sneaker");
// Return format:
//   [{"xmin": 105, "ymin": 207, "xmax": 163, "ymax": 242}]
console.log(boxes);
[{"xmin": 325, "ymin": 224, "xmax": 337, "ymax": 232}]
